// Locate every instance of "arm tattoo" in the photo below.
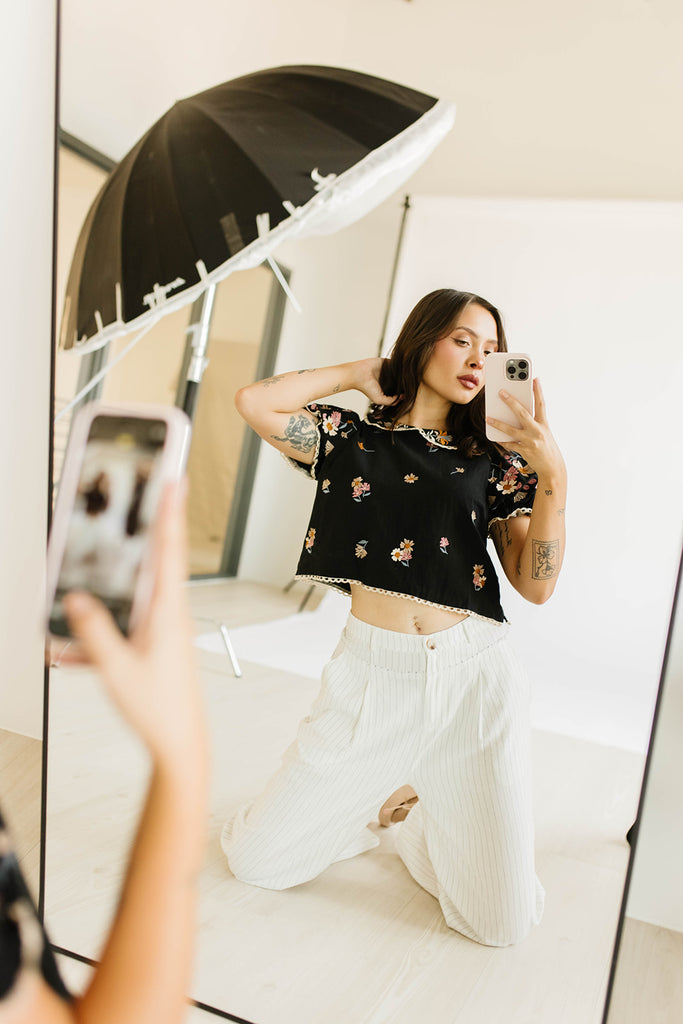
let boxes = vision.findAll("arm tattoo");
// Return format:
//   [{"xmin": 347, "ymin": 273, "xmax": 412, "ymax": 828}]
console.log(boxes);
[
  {"xmin": 545, "ymin": 489, "xmax": 553, "ymax": 496},
  {"xmin": 490, "ymin": 520, "xmax": 513, "ymax": 559},
  {"xmin": 331, "ymin": 383, "xmax": 341, "ymax": 394},
  {"xmin": 296, "ymin": 368, "xmax": 314, "ymax": 375},
  {"xmin": 271, "ymin": 414, "xmax": 317, "ymax": 453},
  {"xmin": 261, "ymin": 374, "xmax": 286, "ymax": 387},
  {"xmin": 558, "ymin": 507, "xmax": 566, "ymax": 516},
  {"xmin": 532, "ymin": 538, "xmax": 559, "ymax": 580}
]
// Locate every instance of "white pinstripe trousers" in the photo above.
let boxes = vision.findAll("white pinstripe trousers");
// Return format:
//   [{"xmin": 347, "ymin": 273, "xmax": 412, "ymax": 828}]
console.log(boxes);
[{"xmin": 221, "ymin": 612, "xmax": 544, "ymax": 946}]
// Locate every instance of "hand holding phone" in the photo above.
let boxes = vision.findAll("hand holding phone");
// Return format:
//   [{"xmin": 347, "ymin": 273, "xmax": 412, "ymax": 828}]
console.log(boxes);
[
  {"xmin": 47, "ymin": 402, "xmax": 191, "ymax": 639},
  {"xmin": 485, "ymin": 353, "xmax": 534, "ymax": 442}
]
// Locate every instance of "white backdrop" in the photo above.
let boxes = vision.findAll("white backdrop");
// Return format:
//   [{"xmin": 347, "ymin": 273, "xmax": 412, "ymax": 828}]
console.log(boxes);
[{"xmin": 383, "ymin": 196, "xmax": 683, "ymax": 752}]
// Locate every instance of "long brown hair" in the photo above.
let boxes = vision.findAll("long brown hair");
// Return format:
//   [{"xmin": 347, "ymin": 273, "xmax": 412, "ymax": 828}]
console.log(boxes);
[{"xmin": 374, "ymin": 288, "xmax": 508, "ymax": 458}]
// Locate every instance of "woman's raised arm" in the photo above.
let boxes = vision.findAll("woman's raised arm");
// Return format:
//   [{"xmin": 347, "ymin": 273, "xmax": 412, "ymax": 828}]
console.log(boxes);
[{"xmin": 235, "ymin": 358, "xmax": 395, "ymax": 465}]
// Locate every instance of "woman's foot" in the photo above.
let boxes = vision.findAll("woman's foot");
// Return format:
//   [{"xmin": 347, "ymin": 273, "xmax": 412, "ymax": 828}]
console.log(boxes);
[{"xmin": 378, "ymin": 785, "xmax": 419, "ymax": 827}]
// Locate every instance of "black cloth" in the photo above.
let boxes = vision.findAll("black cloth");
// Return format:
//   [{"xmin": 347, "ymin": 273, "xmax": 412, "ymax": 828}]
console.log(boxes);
[
  {"xmin": 287, "ymin": 404, "xmax": 538, "ymax": 623},
  {"xmin": 0, "ymin": 807, "xmax": 70, "ymax": 1002}
]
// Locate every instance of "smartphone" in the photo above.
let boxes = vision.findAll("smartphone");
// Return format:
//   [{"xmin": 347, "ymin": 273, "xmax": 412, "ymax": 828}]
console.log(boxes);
[
  {"xmin": 47, "ymin": 402, "xmax": 191, "ymax": 638},
  {"xmin": 485, "ymin": 353, "xmax": 534, "ymax": 442}
]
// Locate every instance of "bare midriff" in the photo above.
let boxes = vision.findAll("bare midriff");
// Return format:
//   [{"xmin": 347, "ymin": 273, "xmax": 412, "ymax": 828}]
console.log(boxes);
[{"xmin": 349, "ymin": 583, "xmax": 470, "ymax": 635}]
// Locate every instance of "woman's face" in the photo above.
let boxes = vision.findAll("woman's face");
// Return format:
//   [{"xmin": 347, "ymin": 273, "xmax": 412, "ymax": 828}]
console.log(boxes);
[{"xmin": 420, "ymin": 303, "xmax": 499, "ymax": 406}]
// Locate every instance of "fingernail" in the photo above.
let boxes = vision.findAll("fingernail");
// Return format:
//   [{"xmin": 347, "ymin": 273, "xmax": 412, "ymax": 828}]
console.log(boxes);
[{"xmin": 500, "ymin": 389, "xmax": 509, "ymax": 398}]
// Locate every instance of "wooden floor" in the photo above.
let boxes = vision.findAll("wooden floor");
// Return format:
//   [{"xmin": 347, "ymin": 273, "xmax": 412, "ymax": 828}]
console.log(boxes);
[{"xmin": 0, "ymin": 580, "xmax": 652, "ymax": 1024}]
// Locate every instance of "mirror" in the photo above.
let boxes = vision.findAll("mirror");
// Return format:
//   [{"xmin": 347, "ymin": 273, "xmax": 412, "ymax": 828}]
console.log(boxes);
[
  {"xmin": 603, "ymin": 549, "xmax": 683, "ymax": 1024},
  {"xmin": 44, "ymin": 2, "xmax": 683, "ymax": 1021}
]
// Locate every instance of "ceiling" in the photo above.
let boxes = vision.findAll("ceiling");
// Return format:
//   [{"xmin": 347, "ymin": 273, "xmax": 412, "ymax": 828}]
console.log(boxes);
[{"xmin": 60, "ymin": 0, "xmax": 683, "ymax": 201}]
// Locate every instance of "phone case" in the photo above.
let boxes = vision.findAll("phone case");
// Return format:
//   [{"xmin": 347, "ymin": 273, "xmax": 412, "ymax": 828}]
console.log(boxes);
[
  {"xmin": 484, "ymin": 353, "xmax": 534, "ymax": 442},
  {"xmin": 46, "ymin": 402, "xmax": 191, "ymax": 637}
]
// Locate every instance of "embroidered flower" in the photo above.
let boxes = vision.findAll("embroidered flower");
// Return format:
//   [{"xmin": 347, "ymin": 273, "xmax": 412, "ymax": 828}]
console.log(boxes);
[
  {"xmin": 473, "ymin": 564, "xmax": 486, "ymax": 590},
  {"xmin": 434, "ymin": 430, "xmax": 453, "ymax": 446},
  {"xmin": 391, "ymin": 538, "xmax": 414, "ymax": 566},
  {"xmin": 322, "ymin": 479, "xmax": 331, "ymax": 493},
  {"xmin": 351, "ymin": 476, "xmax": 371, "ymax": 502},
  {"xmin": 305, "ymin": 528, "xmax": 316, "ymax": 552},
  {"xmin": 440, "ymin": 537, "xmax": 449, "ymax": 554},
  {"xmin": 471, "ymin": 510, "xmax": 477, "ymax": 522},
  {"xmin": 451, "ymin": 467, "xmax": 465, "ymax": 474},
  {"xmin": 357, "ymin": 441, "xmax": 375, "ymax": 453},
  {"xmin": 497, "ymin": 467, "xmax": 520, "ymax": 495},
  {"xmin": 324, "ymin": 440, "xmax": 334, "ymax": 456},
  {"xmin": 404, "ymin": 473, "xmax": 418, "ymax": 484},
  {"xmin": 355, "ymin": 540, "xmax": 368, "ymax": 559},
  {"xmin": 322, "ymin": 410, "xmax": 342, "ymax": 435}
]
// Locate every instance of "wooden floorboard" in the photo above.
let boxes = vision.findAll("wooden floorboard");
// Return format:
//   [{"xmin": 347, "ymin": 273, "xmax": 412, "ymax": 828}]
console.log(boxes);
[{"xmin": 3, "ymin": 581, "xmax": 648, "ymax": 1023}]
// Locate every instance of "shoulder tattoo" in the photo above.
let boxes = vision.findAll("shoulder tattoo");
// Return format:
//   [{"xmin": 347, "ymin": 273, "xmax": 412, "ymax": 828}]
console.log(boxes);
[{"xmin": 271, "ymin": 414, "xmax": 317, "ymax": 453}]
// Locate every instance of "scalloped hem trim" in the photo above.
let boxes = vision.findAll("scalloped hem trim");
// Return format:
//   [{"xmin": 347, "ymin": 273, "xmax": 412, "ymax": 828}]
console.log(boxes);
[
  {"xmin": 293, "ymin": 574, "xmax": 506, "ymax": 625},
  {"xmin": 487, "ymin": 508, "xmax": 534, "ymax": 533}
]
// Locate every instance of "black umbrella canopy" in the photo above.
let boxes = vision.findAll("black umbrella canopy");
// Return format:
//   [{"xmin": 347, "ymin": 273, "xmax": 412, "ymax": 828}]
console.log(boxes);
[{"xmin": 60, "ymin": 65, "xmax": 455, "ymax": 352}]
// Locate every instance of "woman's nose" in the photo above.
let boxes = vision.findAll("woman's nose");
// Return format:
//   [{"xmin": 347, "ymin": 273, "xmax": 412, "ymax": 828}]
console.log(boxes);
[{"xmin": 469, "ymin": 352, "xmax": 485, "ymax": 368}]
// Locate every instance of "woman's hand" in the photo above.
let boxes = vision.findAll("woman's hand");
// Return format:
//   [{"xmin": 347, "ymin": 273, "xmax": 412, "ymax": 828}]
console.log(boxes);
[
  {"xmin": 61, "ymin": 481, "xmax": 206, "ymax": 768},
  {"xmin": 486, "ymin": 378, "xmax": 565, "ymax": 480},
  {"xmin": 350, "ymin": 357, "xmax": 398, "ymax": 407}
]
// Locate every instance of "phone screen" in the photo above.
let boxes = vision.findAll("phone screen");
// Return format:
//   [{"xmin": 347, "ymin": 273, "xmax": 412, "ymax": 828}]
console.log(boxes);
[{"xmin": 49, "ymin": 414, "xmax": 168, "ymax": 637}]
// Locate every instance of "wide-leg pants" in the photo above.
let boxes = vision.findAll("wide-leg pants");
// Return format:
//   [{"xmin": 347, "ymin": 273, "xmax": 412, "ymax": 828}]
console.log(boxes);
[{"xmin": 221, "ymin": 612, "xmax": 545, "ymax": 946}]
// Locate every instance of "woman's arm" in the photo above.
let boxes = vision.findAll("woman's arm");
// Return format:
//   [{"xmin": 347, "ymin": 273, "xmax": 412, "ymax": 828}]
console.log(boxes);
[
  {"xmin": 5, "ymin": 483, "xmax": 209, "ymax": 1024},
  {"xmin": 487, "ymin": 379, "xmax": 567, "ymax": 604},
  {"xmin": 234, "ymin": 358, "xmax": 396, "ymax": 465}
]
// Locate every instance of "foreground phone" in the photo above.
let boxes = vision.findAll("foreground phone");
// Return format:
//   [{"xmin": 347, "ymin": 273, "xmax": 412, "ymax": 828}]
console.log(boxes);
[
  {"xmin": 484, "ymin": 353, "xmax": 534, "ymax": 442},
  {"xmin": 47, "ymin": 403, "xmax": 191, "ymax": 638}
]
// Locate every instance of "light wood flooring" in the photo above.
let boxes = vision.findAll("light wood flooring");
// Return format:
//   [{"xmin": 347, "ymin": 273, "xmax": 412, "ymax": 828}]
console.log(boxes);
[{"xmin": 0, "ymin": 579, "xmax": 662, "ymax": 1024}]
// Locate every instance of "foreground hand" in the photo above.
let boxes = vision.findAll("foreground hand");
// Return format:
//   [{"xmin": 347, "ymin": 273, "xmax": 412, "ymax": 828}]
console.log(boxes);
[
  {"xmin": 61, "ymin": 481, "xmax": 206, "ymax": 766},
  {"xmin": 486, "ymin": 378, "xmax": 565, "ymax": 478}
]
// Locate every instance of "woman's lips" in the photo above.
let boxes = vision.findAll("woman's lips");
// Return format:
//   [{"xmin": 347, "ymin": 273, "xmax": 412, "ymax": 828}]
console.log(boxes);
[{"xmin": 457, "ymin": 375, "xmax": 479, "ymax": 390}]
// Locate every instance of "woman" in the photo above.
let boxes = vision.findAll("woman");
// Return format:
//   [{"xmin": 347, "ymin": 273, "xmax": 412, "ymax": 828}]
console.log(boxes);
[{"xmin": 222, "ymin": 288, "xmax": 567, "ymax": 946}]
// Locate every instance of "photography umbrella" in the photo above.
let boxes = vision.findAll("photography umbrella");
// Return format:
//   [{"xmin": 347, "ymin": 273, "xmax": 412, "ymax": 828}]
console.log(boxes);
[{"xmin": 60, "ymin": 65, "xmax": 455, "ymax": 357}]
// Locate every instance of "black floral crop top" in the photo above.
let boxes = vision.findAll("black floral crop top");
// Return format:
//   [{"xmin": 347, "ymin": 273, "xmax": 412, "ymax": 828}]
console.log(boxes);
[{"xmin": 286, "ymin": 404, "xmax": 538, "ymax": 624}]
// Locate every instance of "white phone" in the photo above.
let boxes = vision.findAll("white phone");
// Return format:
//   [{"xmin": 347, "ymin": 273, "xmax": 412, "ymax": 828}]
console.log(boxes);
[
  {"xmin": 46, "ymin": 402, "xmax": 191, "ymax": 639},
  {"xmin": 485, "ymin": 353, "xmax": 534, "ymax": 442}
]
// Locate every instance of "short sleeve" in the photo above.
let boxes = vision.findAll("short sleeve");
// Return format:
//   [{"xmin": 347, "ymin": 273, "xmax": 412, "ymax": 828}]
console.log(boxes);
[
  {"xmin": 282, "ymin": 403, "xmax": 361, "ymax": 480},
  {"xmin": 0, "ymin": 808, "xmax": 71, "ymax": 1001},
  {"xmin": 486, "ymin": 451, "xmax": 538, "ymax": 531}
]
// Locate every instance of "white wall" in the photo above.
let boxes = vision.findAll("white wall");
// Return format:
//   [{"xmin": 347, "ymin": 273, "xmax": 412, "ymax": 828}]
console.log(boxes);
[
  {"xmin": 0, "ymin": 2, "xmax": 57, "ymax": 737},
  {"xmin": 385, "ymin": 196, "xmax": 683, "ymax": 750},
  {"xmin": 626, "ymin": 559, "xmax": 683, "ymax": 932}
]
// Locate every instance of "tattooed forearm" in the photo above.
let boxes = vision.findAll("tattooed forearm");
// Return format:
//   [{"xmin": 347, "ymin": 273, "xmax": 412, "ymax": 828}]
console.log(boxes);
[
  {"xmin": 531, "ymin": 538, "xmax": 559, "ymax": 580},
  {"xmin": 331, "ymin": 383, "xmax": 341, "ymax": 394},
  {"xmin": 296, "ymin": 368, "xmax": 314, "ymax": 375},
  {"xmin": 261, "ymin": 374, "xmax": 286, "ymax": 387},
  {"xmin": 558, "ymin": 508, "xmax": 565, "ymax": 515},
  {"xmin": 271, "ymin": 414, "xmax": 317, "ymax": 453},
  {"xmin": 544, "ymin": 489, "xmax": 553, "ymax": 496}
]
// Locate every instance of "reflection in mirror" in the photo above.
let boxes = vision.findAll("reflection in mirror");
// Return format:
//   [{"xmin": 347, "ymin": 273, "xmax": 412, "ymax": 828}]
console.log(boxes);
[
  {"xmin": 47, "ymin": 2, "xmax": 683, "ymax": 1021},
  {"xmin": 47, "ymin": 177, "xmax": 683, "ymax": 1023},
  {"xmin": 603, "ymin": 549, "xmax": 683, "ymax": 1024}
]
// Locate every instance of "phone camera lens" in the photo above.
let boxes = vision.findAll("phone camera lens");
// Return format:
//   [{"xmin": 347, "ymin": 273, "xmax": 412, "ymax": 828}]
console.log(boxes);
[
  {"xmin": 518, "ymin": 372, "xmax": 527, "ymax": 380},
  {"xmin": 518, "ymin": 360, "xmax": 528, "ymax": 370}
]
